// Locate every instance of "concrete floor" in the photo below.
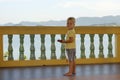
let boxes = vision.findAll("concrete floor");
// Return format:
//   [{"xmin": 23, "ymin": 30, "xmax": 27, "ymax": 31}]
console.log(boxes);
[{"xmin": 0, "ymin": 63, "xmax": 120, "ymax": 80}]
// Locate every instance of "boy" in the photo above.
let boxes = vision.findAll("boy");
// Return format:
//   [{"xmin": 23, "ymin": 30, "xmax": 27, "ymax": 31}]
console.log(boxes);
[{"xmin": 58, "ymin": 17, "xmax": 76, "ymax": 76}]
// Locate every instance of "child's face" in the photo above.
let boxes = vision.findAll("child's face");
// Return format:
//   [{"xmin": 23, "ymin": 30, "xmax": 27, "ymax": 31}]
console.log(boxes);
[{"xmin": 67, "ymin": 20, "xmax": 75, "ymax": 30}]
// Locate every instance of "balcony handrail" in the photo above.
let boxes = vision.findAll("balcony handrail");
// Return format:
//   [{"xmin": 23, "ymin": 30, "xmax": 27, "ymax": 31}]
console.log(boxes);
[
  {"xmin": 0, "ymin": 26, "xmax": 120, "ymax": 34},
  {"xmin": 0, "ymin": 26, "xmax": 120, "ymax": 67}
]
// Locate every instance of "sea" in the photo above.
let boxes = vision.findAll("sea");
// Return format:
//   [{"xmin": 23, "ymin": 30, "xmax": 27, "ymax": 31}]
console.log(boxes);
[{"xmin": 3, "ymin": 34, "xmax": 115, "ymax": 60}]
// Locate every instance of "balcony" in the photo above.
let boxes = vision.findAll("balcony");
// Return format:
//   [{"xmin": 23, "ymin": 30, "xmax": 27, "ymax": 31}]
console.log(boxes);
[{"xmin": 0, "ymin": 26, "xmax": 120, "ymax": 67}]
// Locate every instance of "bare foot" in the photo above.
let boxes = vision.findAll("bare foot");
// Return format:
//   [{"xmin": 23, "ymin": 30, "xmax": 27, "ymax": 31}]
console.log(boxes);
[{"xmin": 64, "ymin": 72, "xmax": 73, "ymax": 76}]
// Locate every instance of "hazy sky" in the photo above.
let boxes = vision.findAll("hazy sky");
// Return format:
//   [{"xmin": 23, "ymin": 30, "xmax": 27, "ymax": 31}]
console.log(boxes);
[{"xmin": 0, "ymin": 0, "xmax": 120, "ymax": 24}]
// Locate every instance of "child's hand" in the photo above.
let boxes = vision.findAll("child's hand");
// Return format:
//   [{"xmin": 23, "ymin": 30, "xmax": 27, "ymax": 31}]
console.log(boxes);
[{"xmin": 57, "ymin": 39, "xmax": 63, "ymax": 43}]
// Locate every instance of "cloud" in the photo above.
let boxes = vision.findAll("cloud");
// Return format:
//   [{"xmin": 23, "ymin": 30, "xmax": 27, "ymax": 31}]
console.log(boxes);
[
  {"xmin": 91, "ymin": 1, "xmax": 120, "ymax": 11},
  {"xmin": 58, "ymin": 0, "xmax": 120, "ymax": 11},
  {"xmin": 84, "ymin": 1, "xmax": 120, "ymax": 11},
  {"xmin": 58, "ymin": 1, "xmax": 83, "ymax": 8},
  {"xmin": 0, "ymin": 0, "xmax": 33, "ymax": 2}
]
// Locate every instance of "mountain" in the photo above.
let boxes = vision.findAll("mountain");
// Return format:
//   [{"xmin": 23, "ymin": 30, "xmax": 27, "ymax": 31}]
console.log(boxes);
[
  {"xmin": 1, "ymin": 15, "xmax": 120, "ymax": 26},
  {"xmin": 76, "ymin": 15, "xmax": 120, "ymax": 26},
  {"xmin": 3, "ymin": 22, "xmax": 15, "ymax": 26}
]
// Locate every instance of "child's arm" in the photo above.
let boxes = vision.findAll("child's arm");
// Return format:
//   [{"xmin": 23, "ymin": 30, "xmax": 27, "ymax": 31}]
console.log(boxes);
[{"xmin": 57, "ymin": 37, "xmax": 73, "ymax": 43}]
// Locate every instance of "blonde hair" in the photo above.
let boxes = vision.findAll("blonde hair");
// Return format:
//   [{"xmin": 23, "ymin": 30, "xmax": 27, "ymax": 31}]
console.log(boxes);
[{"xmin": 67, "ymin": 17, "xmax": 75, "ymax": 23}]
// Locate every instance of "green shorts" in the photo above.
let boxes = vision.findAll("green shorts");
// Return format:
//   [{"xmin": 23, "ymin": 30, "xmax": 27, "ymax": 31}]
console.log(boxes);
[{"xmin": 66, "ymin": 49, "xmax": 76, "ymax": 61}]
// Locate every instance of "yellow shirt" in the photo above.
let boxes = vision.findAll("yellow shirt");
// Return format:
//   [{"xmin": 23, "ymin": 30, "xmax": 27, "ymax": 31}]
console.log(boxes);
[{"xmin": 65, "ymin": 28, "xmax": 76, "ymax": 49}]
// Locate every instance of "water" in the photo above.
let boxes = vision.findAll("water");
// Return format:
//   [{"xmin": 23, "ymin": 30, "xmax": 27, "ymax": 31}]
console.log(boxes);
[{"xmin": 3, "ymin": 34, "xmax": 115, "ymax": 60}]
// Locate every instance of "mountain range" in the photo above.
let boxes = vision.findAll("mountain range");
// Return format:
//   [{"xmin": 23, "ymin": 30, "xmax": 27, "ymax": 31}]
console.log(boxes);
[{"xmin": 1, "ymin": 15, "xmax": 120, "ymax": 26}]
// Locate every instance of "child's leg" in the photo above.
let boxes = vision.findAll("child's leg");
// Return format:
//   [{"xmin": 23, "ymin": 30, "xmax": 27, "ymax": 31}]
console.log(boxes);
[
  {"xmin": 72, "ymin": 60, "xmax": 76, "ymax": 74},
  {"xmin": 72, "ymin": 49, "xmax": 76, "ymax": 74},
  {"xmin": 64, "ymin": 49, "xmax": 76, "ymax": 76},
  {"xmin": 64, "ymin": 61, "xmax": 73, "ymax": 76}
]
